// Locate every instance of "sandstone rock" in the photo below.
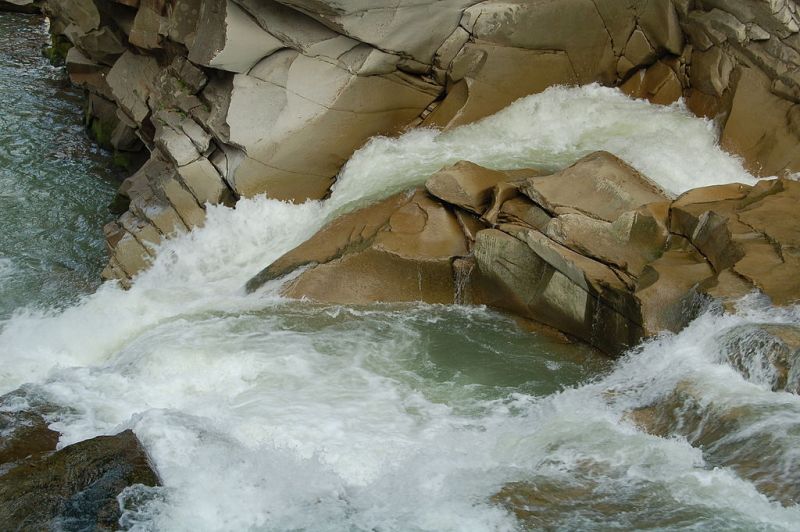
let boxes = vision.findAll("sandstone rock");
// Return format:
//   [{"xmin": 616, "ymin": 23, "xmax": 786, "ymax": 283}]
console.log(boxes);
[
  {"xmin": 634, "ymin": 237, "xmax": 715, "ymax": 335},
  {"xmin": 425, "ymin": 44, "xmax": 577, "ymax": 128},
  {"xmin": 129, "ymin": 0, "xmax": 166, "ymax": 49},
  {"xmin": 721, "ymin": 66, "xmax": 800, "ymax": 176},
  {"xmin": 719, "ymin": 323, "xmax": 800, "ymax": 393},
  {"xmin": 248, "ymin": 188, "xmax": 469, "ymax": 303},
  {"xmin": 178, "ymin": 158, "xmax": 233, "ymax": 206},
  {"xmin": 188, "ymin": 0, "xmax": 284, "ymax": 73},
  {"xmin": 690, "ymin": 46, "xmax": 734, "ymax": 96},
  {"xmin": 225, "ymin": 49, "xmax": 440, "ymax": 201},
  {"xmin": 106, "ymin": 50, "xmax": 160, "ymax": 124},
  {"xmin": 424, "ymin": 161, "xmax": 538, "ymax": 216},
  {"xmin": 272, "ymin": 0, "xmax": 475, "ymax": 64},
  {"xmin": 620, "ymin": 60, "xmax": 684, "ymax": 105},
  {"xmin": 472, "ymin": 225, "xmax": 644, "ymax": 355},
  {"xmin": 165, "ymin": 0, "xmax": 201, "ymax": 45},
  {"xmin": 544, "ymin": 205, "xmax": 670, "ymax": 277},
  {"xmin": 0, "ymin": 430, "xmax": 159, "ymax": 531},
  {"xmin": 0, "ymin": 392, "xmax": 59, "ymax": 472},
  {"xmin": 463, "ymin": 0, "xmax": 616, "ymax": 84},
  {"xmin": 0, "ymin": 0, "xmax": 41, "ymax": 13},
  {"xmin": 521, "ymin": 152, "xmax": 671, "ymax": 222}
]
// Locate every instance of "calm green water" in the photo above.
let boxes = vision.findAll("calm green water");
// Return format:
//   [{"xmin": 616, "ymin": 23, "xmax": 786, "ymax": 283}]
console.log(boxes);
[{"xmin": 0, "ymin": 12, "xmax": 118, "ymax": 317}]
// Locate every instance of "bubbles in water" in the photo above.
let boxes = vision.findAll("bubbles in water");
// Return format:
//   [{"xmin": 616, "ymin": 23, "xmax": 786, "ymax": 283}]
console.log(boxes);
[{"xmin": 0, "ymin": 84, "xmax": 792, "ymax": 530}]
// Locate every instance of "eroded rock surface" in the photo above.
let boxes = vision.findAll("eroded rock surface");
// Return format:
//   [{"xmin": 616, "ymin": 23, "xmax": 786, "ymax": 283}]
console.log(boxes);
[
  {"xmin": 32, "ymin": 0, "xmax": 800, "ymax": 284},
  {"xmin": 249, "ymin": 153, "xmax": 800, "ymax": 355}
]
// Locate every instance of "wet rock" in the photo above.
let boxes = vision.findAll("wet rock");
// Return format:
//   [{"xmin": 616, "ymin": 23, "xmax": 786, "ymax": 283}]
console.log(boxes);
[
  {"xmin": 521, "ymin": 151, "xmax": 671, "ymax": 222},
  {"xmin": 718, "ymin": 323, "xmax": 800, "ymax": 393},
  {"xmin": 248, "ymin": 188, "xmax": 470, "ymax": 303},
  {"xmin": 0, "ymin": 392, "xmax": 59, "ymax": 473},
  {"xmin": 425, "ymin": 161, "xmax": 540, "ymax": 217},
  {"xmin": 0, "ymin": 430, "xmax": 159, "ymax": 531}
]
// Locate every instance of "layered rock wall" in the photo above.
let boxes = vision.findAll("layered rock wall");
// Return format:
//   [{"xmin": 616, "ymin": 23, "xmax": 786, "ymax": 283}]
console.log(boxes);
[{"xmin": 4, "ymin": 0, "xmax": 798, "ymax": 285}]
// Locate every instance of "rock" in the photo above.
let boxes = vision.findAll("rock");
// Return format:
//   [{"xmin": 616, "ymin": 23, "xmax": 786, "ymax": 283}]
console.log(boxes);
[
  {"xmin": 129, "ymin": 0, "xmax": 166, "ymax": 49},
  {"xmin": 721, "ymin": 66, "xmax": 800, "ymax": 176},
  {"xmin": 463, "ymin": 0, "xmax": 616, "ymax": 84},
  {"xmin": 0, "ymin": 392, "xmax": 59, "ymax": 473},
  {"xmin": 106, "ymin": 50, "xmax": 160, "ymax": 124},
  {"xmin": 544, "ymin": 205, "xmax": 669, "ymax": 277},
  {"xmin": 424, "ymin": 44, "xmax": 577, "ymax": 128},
  {"xmin": 424, "ymin": 161, "xmax": 539, "ymax": 216},
  {"xmin": 0, "ymin": 430, "xmax": 159, "ymax": 531},
  {"xmin": 188, "ymin": 0, "xmax": 284, "ymax": 73},
  {"xmin": 248, "ymin": 188, "xmax": 469, "ymax": 303},
  {"xmin": 521, "ymin": 151, "xmax": 671, "ymax": 222},
  {"xmin": 472, "ymin": 225, "xmax": 644, "ymax": 355},
  {"xmin": 272, "ymin": 0, "xmax": 475, "ymax": 64},
  {"xmin": 719, "ymin": 323, "xmax": 800, "ymax": 393},
  {"xmin": 690, "ymin": 46, "xmax": 734, "ymax": 96},
  {"xmin": 620, "ymin": 60, "xmax": 684, "ymax": 105},
  {"xmin": 633, "ymin": 237, "xmax": 715, "ymax": 335},
  {"xmin": 225, "ymin": 49, "xmax": 441, "ymax": 201}
]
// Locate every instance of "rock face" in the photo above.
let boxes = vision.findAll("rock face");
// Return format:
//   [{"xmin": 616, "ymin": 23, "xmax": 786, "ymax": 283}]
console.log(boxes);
[
  {"xmin": 36, "ymin": 0, "xmax": 800, "ymax": 284},
  {"xmin": 248, "ymin": 153, "xmax": 800, "ymax": 356},
  {"xmin": 0, "ymin": 391, "xmax": 159, "ymax": 530}
]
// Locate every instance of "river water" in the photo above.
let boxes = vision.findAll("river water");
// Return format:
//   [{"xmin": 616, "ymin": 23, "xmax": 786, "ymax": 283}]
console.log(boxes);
[{"xmin": 2, "ymin": 11, "xmax": 800, "ymax": 532}]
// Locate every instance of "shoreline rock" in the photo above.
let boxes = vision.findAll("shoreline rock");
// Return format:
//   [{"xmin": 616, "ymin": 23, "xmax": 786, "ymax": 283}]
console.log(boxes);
[
  {"xmin": 247, "ymin": 152, "xmax": 800, "ymax": 356},
  {"xmin": 16, "ymin": 0, "xmax": 797, "ymax": 285}
]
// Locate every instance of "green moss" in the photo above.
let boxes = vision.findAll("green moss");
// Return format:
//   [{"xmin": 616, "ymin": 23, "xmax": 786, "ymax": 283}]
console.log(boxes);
[
  {"xmin": 89, "ymin": 118, "xmax": 113, "ymax": 149},
  {"xmin": 42, "ymin": 34, "xmax": 71, "ymax": 65},
  {"xmin": 111, "ymin": 151, "xmax": 133, "ymax": 171}
]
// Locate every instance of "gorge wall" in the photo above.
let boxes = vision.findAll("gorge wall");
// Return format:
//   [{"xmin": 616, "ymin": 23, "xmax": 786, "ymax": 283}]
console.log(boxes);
[{"xmin": 16, "ymin": 0, "xmax": 798, "ymax": 286}]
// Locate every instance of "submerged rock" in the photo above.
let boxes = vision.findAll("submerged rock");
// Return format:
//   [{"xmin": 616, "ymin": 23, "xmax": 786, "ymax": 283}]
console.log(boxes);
[{"xmin": 0, "ymin": 429, "xmax": 159, "ymax": 530}]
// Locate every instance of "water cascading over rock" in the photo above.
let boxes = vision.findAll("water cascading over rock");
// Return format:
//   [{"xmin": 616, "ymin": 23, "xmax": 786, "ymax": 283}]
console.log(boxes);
[{"xmin": 12, "ymin": 0, "xmax": 796, "ymax": 287}]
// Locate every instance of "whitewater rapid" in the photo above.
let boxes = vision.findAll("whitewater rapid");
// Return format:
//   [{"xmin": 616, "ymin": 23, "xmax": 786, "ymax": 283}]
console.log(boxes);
[{"xmin": 3, "ymin": 84, "xmax": 798, "ymax": 530}]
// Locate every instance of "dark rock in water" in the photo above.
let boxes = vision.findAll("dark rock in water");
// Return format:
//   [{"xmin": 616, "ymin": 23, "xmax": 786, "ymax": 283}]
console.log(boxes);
[
  {"xmin": 0, "ymin": 390, "xmax": 60, "ymax": 473},
  {"xmin": 0, "ymin": 429, "xmax": 159, "ymax": 531}
]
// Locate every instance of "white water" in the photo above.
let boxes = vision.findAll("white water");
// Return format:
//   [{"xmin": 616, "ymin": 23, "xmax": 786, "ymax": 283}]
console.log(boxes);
[{"xmin": 2, "ymin": 85, "xmax": 796, "ymax": 530}]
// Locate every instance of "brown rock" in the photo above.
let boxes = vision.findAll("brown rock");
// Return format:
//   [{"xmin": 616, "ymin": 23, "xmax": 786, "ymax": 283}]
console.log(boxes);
[
  {"xmin": 0, "ymin": 430, "xmax": 159, "ymax": 531},
  {"xmin": 521, "ymin": 151, "xmax": 670, "ymax": 222},
  {"xmin": 425, "ymin": 161, "xmax": 539, "ymax": 216},
  {"xmin": 248, "ymin": 189, "xmax": 469, "ymax": 304}
]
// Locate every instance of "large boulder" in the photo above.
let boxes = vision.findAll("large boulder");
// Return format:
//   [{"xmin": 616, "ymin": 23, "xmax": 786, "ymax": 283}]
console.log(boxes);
[
  {"xmin": 0, "ymin": 430, "xmax": 159, "ymax": 530},
  {"xmin": 248, "ymin": 188, "xmax": 470, "ymax": 303}
]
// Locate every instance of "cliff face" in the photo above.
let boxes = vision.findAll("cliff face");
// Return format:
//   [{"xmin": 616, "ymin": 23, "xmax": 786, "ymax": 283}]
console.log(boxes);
[{"xmin": 23, "ymin": 0, "xmax": 800, "ymax": 284}]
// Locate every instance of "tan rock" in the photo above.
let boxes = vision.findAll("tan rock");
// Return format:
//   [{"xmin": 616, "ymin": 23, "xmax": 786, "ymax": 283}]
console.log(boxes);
[
  {"xmin": 273, "ymin": 189, "xmax": 469, "ymax": 303},
  {"xmin": 188, "ymin": 0, "xmax": 284, "ymax": 73},
  {"xmin": 106, "ymin": 51, "xmax": 160, "ymax": 124},
  {"xmin": 425, "ymin": 161, "xmax": 537, "ymax": 216},
  {"xmin": 425, "ymin": 44, "xmax": 577, "ymax": 129},
  {"xmin": 620, "ymin": 60, "xmax": 684, "ymax": 105},
  {"xmin": 634, "ymin": 237, "xmax": 715, "ymax": 335},
  {"xmin": 721, "ymin": 66, "xmax": 800, "ymax": 176},
  {"xmin": 472, "ymin": 226, "xmax": 643, "ymax": 355},
  {"xmin": 521, "ymin": 152, "xmax": 670, "ymax": 222},
  {"xmin": 226, "ymin": 49, "xmax": 440, "ymax": 201}
]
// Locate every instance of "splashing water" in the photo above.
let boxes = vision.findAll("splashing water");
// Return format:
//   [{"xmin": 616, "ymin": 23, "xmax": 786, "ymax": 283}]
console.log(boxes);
[{"xmin": 1, "ymin": 15, "xmax": 796, "ymax": 529}]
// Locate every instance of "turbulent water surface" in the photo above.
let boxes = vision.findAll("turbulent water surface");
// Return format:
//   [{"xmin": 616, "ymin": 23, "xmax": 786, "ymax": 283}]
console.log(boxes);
[{"xmin": 2, "ymin": 12, "xmax": 800, "ymax": 532}]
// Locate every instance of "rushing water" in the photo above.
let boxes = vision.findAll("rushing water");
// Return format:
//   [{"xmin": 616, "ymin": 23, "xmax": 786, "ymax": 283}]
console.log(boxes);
[
  {"xmin": 0, "ymin": 13, "xmax": 119, "ymax": 318},
  {"xmin": 2, "ymin": 11, "xmax": 800, "ymax": 532}
]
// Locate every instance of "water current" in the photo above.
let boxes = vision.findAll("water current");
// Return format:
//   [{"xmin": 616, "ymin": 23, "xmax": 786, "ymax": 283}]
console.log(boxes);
[{"xmin": 1, "ymin": 11, "xmax": 799, "ymax": 532}]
